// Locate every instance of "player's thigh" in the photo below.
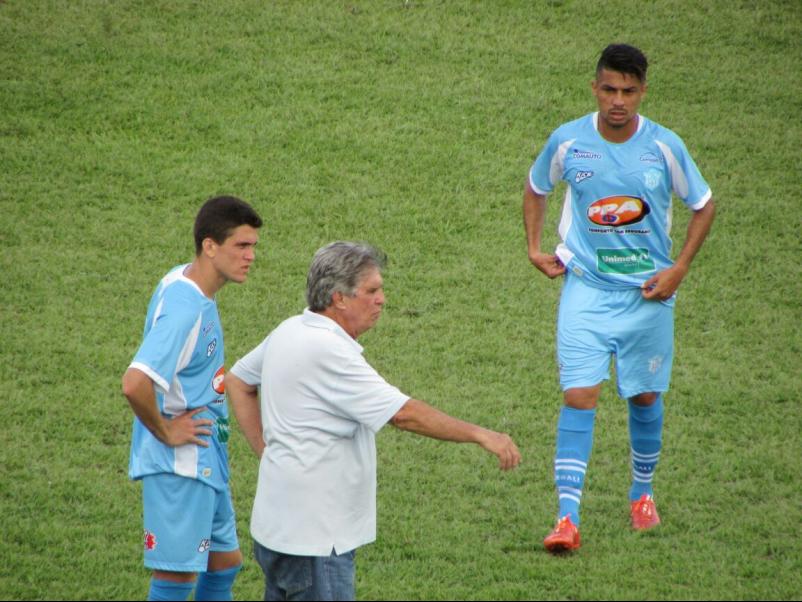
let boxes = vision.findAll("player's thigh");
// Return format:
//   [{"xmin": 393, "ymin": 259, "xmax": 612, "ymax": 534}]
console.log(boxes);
[
  {"xmin": 614, "ymin": 299, "xmax": 674, "ymax": 399},
  {"xmin": 209, "ymin": 486, "xmax": 240, "ymax": 557},
  {"xmin": 557, "ymin": 274, "xmax": 613, "ymax": 390},
  {"xmin": 142, "ymin": 473, "xmax": 216, "ymax": 573}
]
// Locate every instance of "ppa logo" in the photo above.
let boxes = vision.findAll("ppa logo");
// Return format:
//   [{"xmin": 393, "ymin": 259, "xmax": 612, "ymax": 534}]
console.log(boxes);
[
  {"xmin": 587, "ymin": 196, "xmax": 650, "ymax": 227},
  {"xmin": 144, "ymin": 530, "xmax": 157, "ymax": 551},
  {"xmin": 212, "ymin": 366, "xmax": 225, "ymax": 394}
]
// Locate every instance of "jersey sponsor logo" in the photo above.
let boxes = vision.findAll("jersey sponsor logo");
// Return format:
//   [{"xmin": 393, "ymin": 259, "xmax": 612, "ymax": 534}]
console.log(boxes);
[
  {"xmin": 640, "ymin": 152, "xmax": 662, "ymax": 163},
  {"xmin": 202, "ymin": 321, "xmax": 216, "ymax": 336},
  {"xmin": 206, "ymin": 338, "xmax": 217, "ymax": 357},
  {"xmin": 144, "ymin": 530, "xmax": 158, "ymax": 551},
  {"xmin": 572, "ymin": 148, "xmax": 602, "ymax": 160},
  {"xmin": 216, "ymin": 416, "xmax": 230, "ymax": 444},
  {"xmin": 575, "ymin": 170, "xmax": 594, "ymax": 183},
  {"xmin": 587, "ymin": 196, "xmax": 650, "ymax": 227},
  {"xmin": 597, "ymin": 248, "xmax": 656, "ymax": 274},
  {"xmin": 212, "ymin": 366, "xmax": 225, "ymax": 393}
]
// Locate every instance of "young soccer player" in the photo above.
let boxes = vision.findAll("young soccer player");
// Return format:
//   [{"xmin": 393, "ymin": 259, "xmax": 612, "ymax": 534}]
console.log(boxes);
[
  {"xmin": 523, "ymin": 44, "xmax": 715, "ymax": 551},
  {"xmin": 122, "ymin": 196, "xmax": 262, "ymax": 598}
]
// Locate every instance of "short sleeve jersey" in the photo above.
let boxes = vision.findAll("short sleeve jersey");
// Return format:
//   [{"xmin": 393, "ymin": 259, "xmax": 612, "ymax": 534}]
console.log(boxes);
[
  {"xmin": 128, "ymin": 264, "xmax": 231, "ymax": 491},
  {"xmin": 230, "ymin": 309, "xmax": 410, "ymax": 556},
  {"xmin": 529, "ymin": 112, "xmax": 712, "ymax": 289}
]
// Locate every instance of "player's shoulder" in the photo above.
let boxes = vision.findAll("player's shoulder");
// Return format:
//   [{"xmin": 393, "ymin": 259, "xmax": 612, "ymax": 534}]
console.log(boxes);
[
  {"xmin": 550, "ymin": 113, "xmax": 595, "ymax": 140},
  {"xmin": 155, "ymin": 266, "xmax": 208, "ymax": 318},
  {"xmin": 640, "ymin": 115, "xmax": 687, "ymax": 149}
]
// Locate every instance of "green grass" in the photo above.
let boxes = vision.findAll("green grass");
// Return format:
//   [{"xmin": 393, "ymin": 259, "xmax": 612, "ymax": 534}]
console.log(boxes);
[{"xmin": 1, "ymin": 0, "xmax": 800, "ymax": 599}]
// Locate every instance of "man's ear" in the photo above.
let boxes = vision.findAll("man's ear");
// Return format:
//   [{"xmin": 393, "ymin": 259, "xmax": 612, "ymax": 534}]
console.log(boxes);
[
  {"xmin": 201, "ymin": 237, "xmax": 217, "ymax": 258},
  {"xmin": 331, "ymin": 290, "xmax": 347, "ymax": 310}
]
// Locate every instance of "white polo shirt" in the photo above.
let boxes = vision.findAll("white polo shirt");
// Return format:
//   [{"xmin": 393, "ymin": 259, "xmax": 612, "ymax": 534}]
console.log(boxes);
[{"xmin": 230, "ymin": 309, "xmax": 409, "ymax": 556}]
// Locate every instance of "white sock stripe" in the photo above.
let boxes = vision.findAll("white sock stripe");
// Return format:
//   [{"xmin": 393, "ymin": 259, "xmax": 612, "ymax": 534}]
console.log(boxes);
[
  {"xmin": 555, "ymin": 465, "xmax": 586, "ymax": 475},
  {"xmin": 558, "ymin": 486, "xmax": 583, "ymax": 497},
  {"xmin": 633, "ymin": 475, "xmax": 653, "ymax": 483},
  {"xmin": 555, "ymin": 458, "xmax": 588, "ymax": 468},
  {"xmin": 631, "ymin": 449, "xmax": 661, "ymax": 460},
  {"xmin": 558, "ymin": 493, "xmax": 582, "ymax": 505},
  {"xmin": 632, "ymin": 468, "xmax": 654, "ymax": 478}
]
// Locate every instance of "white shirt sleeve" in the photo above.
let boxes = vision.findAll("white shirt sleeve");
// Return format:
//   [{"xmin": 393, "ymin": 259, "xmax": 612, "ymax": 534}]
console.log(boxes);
[
  {"xmin": 230, "ymin": 336, "xmax": 270, "ymax": 386},
  {"xmin": 322, "ymin": 352, "xmax": 410, "ymax": 434}
]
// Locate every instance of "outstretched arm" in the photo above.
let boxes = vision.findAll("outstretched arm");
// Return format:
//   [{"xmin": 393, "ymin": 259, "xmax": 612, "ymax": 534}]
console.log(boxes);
[
  {"xmin": 389, "ymin": 398, "xmax": 522, "ymax": 471},
  {"xmin": 642, "ymin": 199, "xmax": 716, "ymax": 300}
]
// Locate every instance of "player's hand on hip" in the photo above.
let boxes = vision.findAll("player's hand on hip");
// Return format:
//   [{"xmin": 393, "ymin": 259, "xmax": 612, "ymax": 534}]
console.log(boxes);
[
  {"xmin": 480, "ymin": 431, "xmax": 522, "ymax": 471},
  {"xmin": 164, "ymin": 407, "xmax": 214, "ymax": 447},
  {"xmin": 641, "ymin": 264, "xmax": 687, "ymax": 301},
  {"xmin": 529, "ymin": 252, "xmax": 566, "ymax": 279}
]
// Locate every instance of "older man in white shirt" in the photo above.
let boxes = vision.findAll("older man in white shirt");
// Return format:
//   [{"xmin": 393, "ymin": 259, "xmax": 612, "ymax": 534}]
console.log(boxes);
[{"xmin": 227, "ymin": 241, "xmax": 521, "ymax": 601}]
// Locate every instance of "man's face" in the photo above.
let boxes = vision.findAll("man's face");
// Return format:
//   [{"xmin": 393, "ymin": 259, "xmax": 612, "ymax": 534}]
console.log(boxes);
[
  {"xmin": 340, "ymin": 267, "xmax": 385, "ymax": 339},
  {"xmin": 208, "ymin": 224, "xmax": 259, "ymax": 284},
  {"xmin": 592, "ymin": 68, "xmax": 647, "ymax": 134}
]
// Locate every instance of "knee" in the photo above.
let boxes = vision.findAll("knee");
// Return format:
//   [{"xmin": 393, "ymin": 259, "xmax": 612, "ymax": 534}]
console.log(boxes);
[{"xmin": 630, "ymin": 392, "xmax": 658, "ymax": 406}]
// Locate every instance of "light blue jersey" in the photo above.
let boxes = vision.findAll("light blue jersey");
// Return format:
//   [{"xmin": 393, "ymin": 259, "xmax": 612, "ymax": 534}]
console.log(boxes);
[
  {"xmin": 529, "ymin": 112, "xmax": 712, "ymax": 290},
  {"xmin": 128, "ymin": 264, "xmax": 231, "ymax": 492}
]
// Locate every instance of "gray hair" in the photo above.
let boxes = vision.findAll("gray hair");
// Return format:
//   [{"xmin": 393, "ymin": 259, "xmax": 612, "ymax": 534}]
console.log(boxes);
[{"xmin": 306, "ymin": 241, "xmax": 387, "ymax": 311}]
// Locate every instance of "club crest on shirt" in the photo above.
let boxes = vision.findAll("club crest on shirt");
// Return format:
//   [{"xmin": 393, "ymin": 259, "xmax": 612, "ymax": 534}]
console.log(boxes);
[{"xmin": 644, "ymin": 168, "xmax": 661, "ymax": 191}]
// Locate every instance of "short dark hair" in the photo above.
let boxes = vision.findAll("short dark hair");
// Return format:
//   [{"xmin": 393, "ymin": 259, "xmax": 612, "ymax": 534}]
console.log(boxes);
[
  {"xmin": 194, "ymin": 195, "xmax": 263, "ymax": 255},
  {"xmin": 306, "ymin": 241, "xmax": 387, "ymax": 312},
  {"xmin": 596, "ymin": 44, "xmax": 648, "ymax": 83}
]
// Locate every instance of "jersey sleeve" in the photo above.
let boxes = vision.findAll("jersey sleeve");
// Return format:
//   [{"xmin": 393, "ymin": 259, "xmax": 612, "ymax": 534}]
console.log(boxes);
[
  {"xmin": 322, "ymin": 351, "xmax": 410, "ymax": 434},
  {"xmin": 656, "ymin": 134, "xmax": 712, "ymax": 210},
  {"xmin": 229, "ymin": 336, "xmax": 270, "ymax": 386},
  {"xmin": 528, "ymin": 129, "xmax": 566, "ymax": 195},
  {"xmin": 130, "ymin": 298, "xmax": 202, "ymax": 393}
]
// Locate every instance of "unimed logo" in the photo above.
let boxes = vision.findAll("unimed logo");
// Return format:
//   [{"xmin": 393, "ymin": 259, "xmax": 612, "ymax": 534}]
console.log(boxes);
[{"xmin": 587, "ymin": 196, "xmax": 650, "ymax": 226}]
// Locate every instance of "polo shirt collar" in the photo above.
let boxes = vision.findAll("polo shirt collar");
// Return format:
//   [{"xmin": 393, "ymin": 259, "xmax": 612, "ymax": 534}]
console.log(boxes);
[{"xmin": 301, "ymin": 308, "xmax": 364, "ymax": 353}]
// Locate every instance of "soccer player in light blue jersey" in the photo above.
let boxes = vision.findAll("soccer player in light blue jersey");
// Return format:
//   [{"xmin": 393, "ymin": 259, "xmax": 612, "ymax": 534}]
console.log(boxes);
[
  {"xmin": 523, "ymin": 44, "xmax": 716, "ymax": 552},
  {"xmin": 122, "ymin": 196, "xmax": 262, "ymax": 599}
]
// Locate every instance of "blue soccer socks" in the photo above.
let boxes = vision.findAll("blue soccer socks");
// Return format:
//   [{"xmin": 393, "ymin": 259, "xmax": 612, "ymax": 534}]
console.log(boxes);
[
  {"xmin": 628, "ymin": 395, "xmax": 664, "ymax": 502},
  {"xmin": 554, "ymin": 406, "xmax": 597, "ymax": 525},
  {"xmin": 194, "ymin": 564, "xmax": 241, "ymax": 601},
  {"xmin": 147, "ymin": 578, "xmax": 194, "ymax": 601}
]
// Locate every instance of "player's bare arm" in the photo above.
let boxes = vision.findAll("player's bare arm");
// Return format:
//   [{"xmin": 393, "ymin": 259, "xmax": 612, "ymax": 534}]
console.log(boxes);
[
  {"xmin": 523, "ymin": 182, "xmax": 566, "ymax": 279},
  {"xmin": 122, "ymin": 367, "xmax": 214, "ymax": 447},
  {"xmin": 226, "ymin": 372, "xmax": 265, "ymax": 457},
  {"xmin": 642, "ymin": 199, "xmax": 716, "ymax": 300},
  {"xmin": 389, "ymin": 398, "xmax": 522, "ymax": 471}
]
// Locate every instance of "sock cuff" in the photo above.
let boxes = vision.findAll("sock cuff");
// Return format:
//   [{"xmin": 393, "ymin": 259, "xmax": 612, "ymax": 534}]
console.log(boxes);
[
  {"xmin": 202, "ymin": 564, "xmax": 242, "ymax": 579},
  {"xmin": 559, "ymin": 406, "xmax": 597, "ymax": 431},
  {"xmin": 628, "ymin": 395, "xmax": 663, "ymax": 422}
]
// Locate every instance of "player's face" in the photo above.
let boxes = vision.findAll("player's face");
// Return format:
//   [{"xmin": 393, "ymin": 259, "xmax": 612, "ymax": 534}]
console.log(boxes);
[
  {"xmin": 340, "ymin": 268, "xmax": 385, "ymax": 339},
  {"xmin": 592, "ymin": 69, "xmax": 647, "ymax": 139},
  {"xmin": 210, "ymin": 224, "xmax": 259, "ymax": 284}
]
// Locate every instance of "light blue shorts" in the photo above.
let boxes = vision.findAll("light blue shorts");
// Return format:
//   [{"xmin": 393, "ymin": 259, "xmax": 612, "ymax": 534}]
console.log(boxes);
[
  {"xmin": 142, "ymin": 473, "xmax": 239, "ymax": 572},
  {"xmin": 557, "ymin": 272, "xmax": 674, "ymax": 399}
]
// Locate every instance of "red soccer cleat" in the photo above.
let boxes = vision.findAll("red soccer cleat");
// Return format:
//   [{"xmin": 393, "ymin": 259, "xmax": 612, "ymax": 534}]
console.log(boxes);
[
  {"xmin": 544, "ymin": 516, "xmax": 581, "ymax": 552},
  {"xmin": 630, "ymin": 494, "xmax": 661, "ymax": 530}
]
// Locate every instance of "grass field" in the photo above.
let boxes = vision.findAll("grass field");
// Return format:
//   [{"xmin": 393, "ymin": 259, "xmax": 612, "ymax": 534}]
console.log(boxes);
[{"xmin": 1, "ymin": 0, "xmax": 801, "ymax": 600}]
